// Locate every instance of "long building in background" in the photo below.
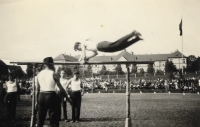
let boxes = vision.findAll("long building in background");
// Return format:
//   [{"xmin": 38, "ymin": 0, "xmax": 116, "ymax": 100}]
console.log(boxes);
[{"xmin": 54, "ymin": 50, "xmax": 187, "ymax": 73}]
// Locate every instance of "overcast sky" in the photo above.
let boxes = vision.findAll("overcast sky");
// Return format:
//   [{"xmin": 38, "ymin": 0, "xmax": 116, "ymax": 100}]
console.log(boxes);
[{"xmin": 0, "ymin": 0, "xmax": 200, "ymax": 71}]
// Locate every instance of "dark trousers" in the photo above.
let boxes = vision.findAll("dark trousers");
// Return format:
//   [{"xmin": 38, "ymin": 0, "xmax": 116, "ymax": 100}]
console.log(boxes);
[
  {"xmin": 70, "ymin": 91, "xmax": 81, "ymax": 121},
  {"xmin": 4, "ymin": 92, "xmax": 17, "ymax": 120},
  {"xmin": 97, "ymin": 32, "xmax": 141, "ymax": 52},
  {"xmin": 0, "ymin": 88, "xmax": 7, "ymax": 104},
  {"xmin": 56, "ymin": 91, "xmax": 68, "ymax": 120},
  {"xmin": 37, "ymin": 92, "xmax": 59, "ymax": 127},
  {"xmin": 17, "ymin": 92, "xmax": 21, "ymax": 102}
]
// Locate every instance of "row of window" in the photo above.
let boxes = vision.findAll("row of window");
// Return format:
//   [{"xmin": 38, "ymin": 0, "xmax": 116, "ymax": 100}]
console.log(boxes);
[
  {"xmin": 81, "ymin": 64, "xmax": 117, "ymax": 67},
  {"xmin": 168, "ymin": 59, "xmax": 186, "ymax": 63},
  {"xmin": 80, "ymin": 59, "xmax": 187, "ymax": 68}
]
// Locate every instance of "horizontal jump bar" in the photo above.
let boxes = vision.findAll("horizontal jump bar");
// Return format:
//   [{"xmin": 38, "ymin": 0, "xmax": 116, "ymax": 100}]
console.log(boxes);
[{"xmin": 10, "ymin": 61, "xmax": 154, "ymax": 65}]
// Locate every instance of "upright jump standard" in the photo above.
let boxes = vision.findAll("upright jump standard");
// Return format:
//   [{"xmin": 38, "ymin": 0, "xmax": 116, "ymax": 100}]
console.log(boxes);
[{"xmin": 11, "ymin": 61, "xmax": 154, "ymax": 127}]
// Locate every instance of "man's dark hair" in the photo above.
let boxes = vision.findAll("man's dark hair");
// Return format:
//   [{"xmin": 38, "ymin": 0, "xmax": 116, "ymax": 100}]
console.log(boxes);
[
  {"xmin": 74, "ymin": 42, "xmax": 81, "ymax": 51},
  {"xmin": 43, "ymin": 57, "xmax": 55, "ymax": 72},
  {"xmin": 43, "ymin": 57, "xmax": 53, "ymax": 64},
  {"xmin": 8, "ymin": 72, "xmax": 16, "ymax": 79}
]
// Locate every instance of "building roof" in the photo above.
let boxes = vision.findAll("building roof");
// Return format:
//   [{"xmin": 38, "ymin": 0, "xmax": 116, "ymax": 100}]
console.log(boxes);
[
  {"xmin": 7, "ymin": 65, "xmax": 25, "ymax": 74},
  {"xmin": 54, "ymin": 54, "xmax": 78, "ymax": 62},
  {"xmin": 133, "ymin": 50, "xmax": 187, "ymax": 61},
  {"xmin": 54, "ymin": 54, "xmax": 65, "ymax": 60},
  {"xmin": 169, "ymin": 50, "xmax": 187, "ymax": 58},
  {"xmin": 113, "ymin": 50, "xmax": 135, "ymax": 61},
  {"xmin": 89, "ymin": 56, "xmax": 113, "ymax": 62},
  {"xmin": 134, "ymin": 54, "xmax": 171, "ymax": 61},
  {"xmin": 0, "ymin": 59, "xmax": 7, "ymax": 66},
  {"xmin": 89, "ymin": 50, "xmax": 135, "ymax": 62}
]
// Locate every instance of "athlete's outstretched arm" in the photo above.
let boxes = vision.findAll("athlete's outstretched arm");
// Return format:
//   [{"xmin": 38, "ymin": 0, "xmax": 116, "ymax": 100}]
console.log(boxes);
[
  {"xmin": 80, "ymin": 43, "xmax": 86, "ymax": 62},
  {"xmin": 85, "ymin": 51, "xmax": 98, "ymax": 61}
]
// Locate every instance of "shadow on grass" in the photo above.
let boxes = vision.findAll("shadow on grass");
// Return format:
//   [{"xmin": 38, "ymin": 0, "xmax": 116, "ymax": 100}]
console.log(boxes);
[
  {"xmin": 0, "ymin": 117, "xmax": 31, "ymax": 121},
  {"xmin": 80, "ymin": 117, "xmax": 125, "ymax": 122}
]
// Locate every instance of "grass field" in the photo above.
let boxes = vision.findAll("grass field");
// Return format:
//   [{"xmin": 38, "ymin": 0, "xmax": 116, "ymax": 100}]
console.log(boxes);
[{"xmin": 0, "ymin": 93, "xmax": 200, "ymax": 127}]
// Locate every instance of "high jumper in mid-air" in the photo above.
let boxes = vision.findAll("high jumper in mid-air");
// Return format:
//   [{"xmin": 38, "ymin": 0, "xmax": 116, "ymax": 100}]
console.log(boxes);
[{"xmin": 74, "ymin": 30, "xmax": 143, "ymax": 64}]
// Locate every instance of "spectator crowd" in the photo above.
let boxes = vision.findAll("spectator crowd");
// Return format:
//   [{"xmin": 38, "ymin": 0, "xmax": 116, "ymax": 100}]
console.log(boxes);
[{"xmin": 82, "ymin": 77, "xmax": 200, "ymax": 93}]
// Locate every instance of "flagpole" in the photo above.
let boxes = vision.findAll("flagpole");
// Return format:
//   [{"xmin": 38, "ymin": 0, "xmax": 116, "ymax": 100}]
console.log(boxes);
[
  {"xmin": 181, "ymin": 18, "xmax": 183, "ymax": 74},
  {"xmin": 182, "ymin": 31, "xmax": 183, "ymax": 74},
  {"xmin": 180, "ymin": 18, "xmax": 183, "ymax": 74}
]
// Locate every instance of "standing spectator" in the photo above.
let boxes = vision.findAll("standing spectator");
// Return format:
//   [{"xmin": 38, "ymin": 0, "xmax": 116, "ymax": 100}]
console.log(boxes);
[
  {"xmin": 192, "ymin": 77, "xmax": 197, "ymax": 92},
  {"xmin": 35, "ymin": 57, "xmax": 72, "ymax": 127},
  {"xmin": 4, "ymin": 72, "xmax": 20, "ymax": 121},
  {"xmin": 55, "ymin": 70, "xmax": 69, "ymax": 122},
  {"xmin": 164, "ymin": 80, "xmax": 169, "ymax": 92},
  {"xmin": 104, "ymin": 81, "xmax": 108, "ymax": 91},
  {"xmin": 175, "ymin": 80, "xmax": 179, "ymax": 91},
  {"xmin": 66, "ymin": 70, "xmax": 84, "ymax": 123},
  {"xmin": 179, "ymin": 79, "xmax": 183, "ymax": 90},
  {"xmin": 169, "ymin": 81, "xmax": 173, "ymax": 91},
  {"xmin": 156, "ymin": 78, "xmax": 161, "ymax": 89}
]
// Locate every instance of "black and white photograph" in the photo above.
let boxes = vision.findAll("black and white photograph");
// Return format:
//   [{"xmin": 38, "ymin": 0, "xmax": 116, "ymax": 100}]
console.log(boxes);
[{"xmin": 0, "ymin": 0, "xmax": 200, "ymax": 127}]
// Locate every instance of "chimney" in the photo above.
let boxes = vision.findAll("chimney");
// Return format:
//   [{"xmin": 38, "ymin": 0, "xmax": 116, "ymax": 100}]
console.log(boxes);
[{"xmin": 131, "ymin": 52, "xmax": 134, "ymax": 55}]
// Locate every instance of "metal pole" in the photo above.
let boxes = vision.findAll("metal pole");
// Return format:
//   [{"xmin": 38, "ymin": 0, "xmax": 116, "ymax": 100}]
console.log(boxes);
[
  {"xmin": 181, "ymin": 18, "xmax": 184, "ymax": 74},
  {"xmin": 182, "ymin": 33, "xmax": 184, "ymax": 74},
  {"xmin": 30, "ymin": 64, "xmax": 36, "ymax": 127},
  {"xmin": 10, "ymin": 61, "xmax": 154, "ymax": 65},
  {"xmin": 125, "ymin": 64, "xmax": 132, "ymax": 127},
  {"xmin": 82, "ymin": 66, "xmax": 83, "ymax": 79}
]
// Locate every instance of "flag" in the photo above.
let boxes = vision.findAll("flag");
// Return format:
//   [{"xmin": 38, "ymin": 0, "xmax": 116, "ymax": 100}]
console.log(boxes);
[{"xmin": 179, "ymin": 20, "xmax": 182, "ymax": 36}]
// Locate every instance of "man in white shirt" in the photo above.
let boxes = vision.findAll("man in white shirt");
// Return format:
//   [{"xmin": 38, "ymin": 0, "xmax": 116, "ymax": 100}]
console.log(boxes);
[
  {"xmin": 35, "ymin": 57, "xmax": 72, "ymax": 127},
  {"xmin": 55, "ymin": 70, "xmax": 69, "ymax": 122},
  {"xmin": 66, "ymin": 70, "xmax": 84, "ymax": 123},
  {"xmin": 4, "ymin": 72, "xmax": 20, "ymax": 121}
]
